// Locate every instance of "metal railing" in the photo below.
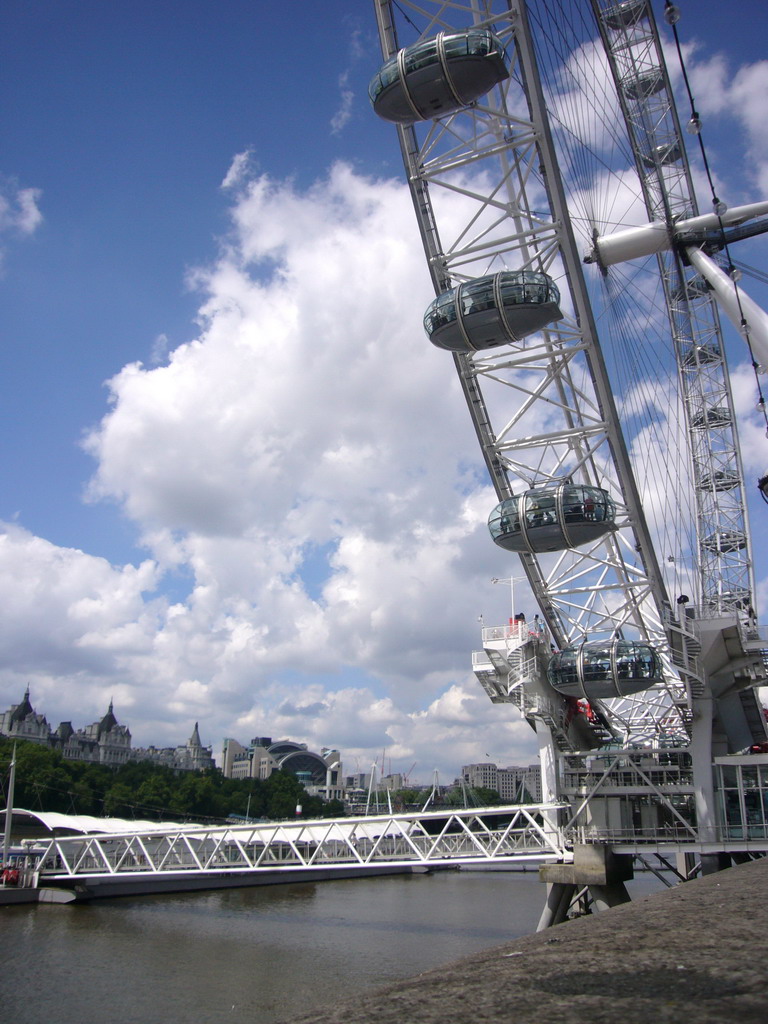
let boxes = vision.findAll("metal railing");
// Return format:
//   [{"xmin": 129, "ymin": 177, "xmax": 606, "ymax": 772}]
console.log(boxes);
[{"xmin": 569, "ymin": 823, "xmax": 768, "ymax": 847}]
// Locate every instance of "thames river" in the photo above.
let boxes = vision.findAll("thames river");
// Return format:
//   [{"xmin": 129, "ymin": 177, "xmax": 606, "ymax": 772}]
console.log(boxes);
[{"xmin": 1, "ymin": 869, "xmax": 664, "ymax": 1024}]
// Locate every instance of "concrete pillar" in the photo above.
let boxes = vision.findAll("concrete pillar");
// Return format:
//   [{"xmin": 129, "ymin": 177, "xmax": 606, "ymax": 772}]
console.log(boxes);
[
  {"xmin": 537, "ymin": 882, "xmax": 577, "ymax": 930},
  {"xmin": 676, "ymin": 851, "xmax": 697, "ymax": 879},
  {"xmin": 535, "ymin": 718, "xmax": 560, "ymax": 838},
  {"xmin": 690, "ymin": 695, "xmax": 717, "ymax": 844},
  {"xmin": 701, "ymin": 852, "xmax": 731, "ymax": 875},
  {"xmin": 588, "ymin": 882, "xmax": 631, "ymax": 910},
  {"xmin": 538, "ymin": 844, "xmax": 634, "ymax": 927}
]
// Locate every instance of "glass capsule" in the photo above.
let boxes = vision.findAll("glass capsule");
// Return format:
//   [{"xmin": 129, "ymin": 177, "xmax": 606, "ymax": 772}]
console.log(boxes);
[
  {"xmin": 424, "ymin": 271, "xmax": 562, "ymax": 352},
  {"xmin": 370, "ymin": 30, "xmax": 508, "ymax": 125},
  {"xmin": 602, "ymin": 1, "xmax": 647, "ymax": 30},
  {"xmin": 548, "ymin": 639, "xmax": 663, "ymax": 700},
  {"xmin": 488, "ymin": 485, "xmax": 617, "ymax": 554}
]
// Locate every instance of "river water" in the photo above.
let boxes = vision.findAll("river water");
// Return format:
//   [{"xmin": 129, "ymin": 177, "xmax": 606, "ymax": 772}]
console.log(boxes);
[{"xmin": 1, "ymin": 869, "xmax": 664, "ymax": 1024}]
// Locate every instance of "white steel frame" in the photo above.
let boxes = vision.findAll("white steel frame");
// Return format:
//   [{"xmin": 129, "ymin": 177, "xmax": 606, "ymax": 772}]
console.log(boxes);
[
  {"xmin": 373, "ymin": 0, "xmax": 694, "ymax": 744},
  {"xmin": 588, "ymin": 0, "xmax": 753, "ymax": 618},
  {"xmin": 35, "ymin": 805, "xmax": 568, "ymax": 886}
]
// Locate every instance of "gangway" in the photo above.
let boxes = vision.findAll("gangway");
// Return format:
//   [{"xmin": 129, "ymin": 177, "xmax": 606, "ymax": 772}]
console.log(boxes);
[
  {"xmin": 22, "ymin": 778, "xmax": 768, "ymax": 904},
  {"xmin": 30, "ymin": 804, "xmax": 567, "ymax": 900}
]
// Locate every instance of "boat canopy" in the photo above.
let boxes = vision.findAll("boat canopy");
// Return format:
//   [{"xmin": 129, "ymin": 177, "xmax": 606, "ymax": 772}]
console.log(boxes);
[
  {"xmin": 548, "ymin": 639, "xmax": 663, "ymax": 701},
  {"xmin": 488, "ymin": 485, "xmax": 617, "ymax": 554},
  {"xmin": 423, "ymin": 271, "xmax": 562, "ymax": 352},
  {"xmin": 0, "ymin": 808, "xmax": 199, "ymax": 839},
  {"xmin": 370, "ymin": 29, "xmax": 508, "ymax": 124}
]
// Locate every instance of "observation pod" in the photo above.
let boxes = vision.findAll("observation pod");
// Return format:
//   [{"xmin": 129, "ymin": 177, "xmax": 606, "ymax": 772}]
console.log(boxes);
[
  {"xmin": 702, "ymin": 530, "xmax": 747, "ymax": 553},
  {"xmin": 641, "ymin": 142, "xmax": 682, "ymax": 169},
  {"xmin": 623, "ymin": 71, "xmax": 664, "ymax": 102},
  {"xmin": 673, "ymin": 278, "xmax": 710, "ymax": 303},
  {"xmin": 682, "ymin": 343, "xmax": 720, "ymax": 367},
  {"xmin": 602, "ymin": 1, "xmax": 646, "ymax": 30},
  {"xmin": 424, "ymin": 271, "xmax": 563, "ymax": 353},
  {"xmin": 705, "ymin": 588, "xmax": 751, "ymax": 611},
  {"xmin": 700, "ymin": 469, "xmax": 740, "ymax": 491},
  {"xmin": 548, "ymin": 639, "xmax": 664, "ymax": 701},
  {"xmin": 488, "ymin": 485, "xmax": 617, "ymax": 554},
  {"xmin": 692, "ymin": 406, "xmax": 731, "ymax": 429},
  {"xmin": 369, "ymin": 30, "xmax": 508, "ymax": 125}
]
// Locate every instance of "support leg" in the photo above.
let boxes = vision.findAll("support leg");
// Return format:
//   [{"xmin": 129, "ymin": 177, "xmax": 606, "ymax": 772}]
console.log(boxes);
[
  {"xmin": 537, "ymin": 882, "xmax": 576, "ymax": 930},
  {"xmin": 588, "ymin": 882, "xmax": 631, "ymax": 911}
]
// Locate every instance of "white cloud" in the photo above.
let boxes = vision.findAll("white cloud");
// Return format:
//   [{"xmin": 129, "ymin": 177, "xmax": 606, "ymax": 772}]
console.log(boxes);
[
  {"xmin": 221, "ymin": 150, "xmax": 254, "ymax": 191},
  {"xmin": 727, "ymin": 60, "xmax": 768, "ymax": 192},
  {"xmin": 669, "ymin": 38, "xmax": 768, "ymax": 196},
  {"xmin": 331, "ymin": 24, "xmax": 366, "ymax": 136},
  {"xmin": 0, "ymin": 179, "xmax": 43, "ymax": 267},
  {"xmin": 331, "ymin": 71, "xmax": 354, "ymax": 134},
  {"xmin": 4, "ymin": 24, "xmax": 765, "ymax": 785},
  {"xmin": 0, "ymin": 163, "xmax": 535, "ymax": 777},
  {"xmin": 0, "ymin": 521, "xmax": 163, "ymax": 713},
  {"xmin": 150, "ymin": 333, "xmax": 170, "ymax": 366},
  {"xmin": 0, "ymin": 181, "xmax": 43, "ymax": 235},
  {"xmin": 732, "ymin": 361, "xmax": 768, "ymax": 479}
]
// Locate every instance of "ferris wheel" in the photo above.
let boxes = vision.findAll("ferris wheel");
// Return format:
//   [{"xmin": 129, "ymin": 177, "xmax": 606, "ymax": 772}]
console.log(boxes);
[{"xmin": 369, "ymin": 0, "xmax": 768, "ymax": 777}]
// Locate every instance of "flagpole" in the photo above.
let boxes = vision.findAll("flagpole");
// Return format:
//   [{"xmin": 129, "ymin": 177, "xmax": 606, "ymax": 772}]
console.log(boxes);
[{"xmin": 2, "ymin": 743, "xmax": 17, "ymax": 868}]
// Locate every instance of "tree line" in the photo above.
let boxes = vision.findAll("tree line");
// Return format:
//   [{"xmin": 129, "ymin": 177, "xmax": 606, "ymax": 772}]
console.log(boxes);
[{"xmin": 0, "ymin": 738, "xmax": 345, "ymax": 822}]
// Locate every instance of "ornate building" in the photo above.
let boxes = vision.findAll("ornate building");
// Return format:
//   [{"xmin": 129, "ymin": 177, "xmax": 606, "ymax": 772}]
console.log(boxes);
[
  {"xmin": 0, "ymin": 687, "xmax": 49, "ymax": 745},
  {"xmin": 133, "ymin": 723, "xmax": 215, "ymax": 772},
  {"xmin": 0, "ymin": 688, "xmax": 213, "ymax": 772}
]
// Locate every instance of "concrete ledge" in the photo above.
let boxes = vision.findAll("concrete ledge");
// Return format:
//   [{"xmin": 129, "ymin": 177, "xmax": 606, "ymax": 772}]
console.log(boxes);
[
  {"xmin": 540, "ymin": 843, "xmax": 634, "ymax": 885},
  {"xmin": 284, "ymin": 858, "xmax": 768, "ymax": 1024}
]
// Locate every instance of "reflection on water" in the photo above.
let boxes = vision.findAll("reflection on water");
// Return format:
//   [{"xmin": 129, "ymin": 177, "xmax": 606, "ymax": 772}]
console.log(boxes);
[{"xmin": 0, "ymin": 869, "xmax": 666, "ymax": 1024}]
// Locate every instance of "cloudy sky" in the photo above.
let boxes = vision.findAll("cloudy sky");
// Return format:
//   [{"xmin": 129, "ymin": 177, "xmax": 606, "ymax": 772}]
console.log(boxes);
[{"xmin": 1, "ymin": 0, "xmax": 767, "ymax": 783}]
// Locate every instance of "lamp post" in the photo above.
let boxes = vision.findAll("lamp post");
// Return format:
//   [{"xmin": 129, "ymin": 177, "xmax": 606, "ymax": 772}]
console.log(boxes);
[{"xmin": 2, "ymin": 744, "xmax": 17, "ymax": 869}]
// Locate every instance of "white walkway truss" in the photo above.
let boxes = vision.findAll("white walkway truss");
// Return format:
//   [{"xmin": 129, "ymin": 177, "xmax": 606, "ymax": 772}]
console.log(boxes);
[{"xmin": 34, "ymin": 805, "xmax": 568, "ymax": 891}]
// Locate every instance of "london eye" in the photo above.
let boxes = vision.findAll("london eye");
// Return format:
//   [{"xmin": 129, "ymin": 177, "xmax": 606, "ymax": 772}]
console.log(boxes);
[{"xmin": 370, "ymin": 0, "xmax": 768, "ymax": 881}]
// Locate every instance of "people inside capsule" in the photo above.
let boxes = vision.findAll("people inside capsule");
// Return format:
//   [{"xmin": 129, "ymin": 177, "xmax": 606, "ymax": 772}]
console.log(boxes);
[
  {"xmin": 488, "ymin": 485, "xmax": 616, "ymax": 554},
  {"xmin": 369, "ymin": 30, "xmax": 509, "ymax": 125},
  {"xmin": 548, "ymin": 639, "xmax": 662, "ymax": 700},
  {"xmin": 424, "ymin": 271, "xmax": 563, "ymax": 352}
]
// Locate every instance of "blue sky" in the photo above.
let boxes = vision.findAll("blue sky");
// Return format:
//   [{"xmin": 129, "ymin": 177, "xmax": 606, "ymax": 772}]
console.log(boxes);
[
  {"xmin": 1, "ymin": 0, "xmax": 386, "ymax": 558},
  {"xmin": 1, "ymin": 0, "xmax": 767, "ymax": 780}
]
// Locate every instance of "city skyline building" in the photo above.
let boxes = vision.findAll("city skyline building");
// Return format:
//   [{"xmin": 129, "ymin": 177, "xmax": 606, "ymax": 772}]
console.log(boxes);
[
  {"xmin": 0, "ymin": 687, "xmax": 213, "ymax": 772},
  {"xmin": 222, "ymin": 735, "xmax": 343, "ymax": 800},
  {"xmin": 461, "ymin": 762, "xmax": 542, "ymax": 803}
]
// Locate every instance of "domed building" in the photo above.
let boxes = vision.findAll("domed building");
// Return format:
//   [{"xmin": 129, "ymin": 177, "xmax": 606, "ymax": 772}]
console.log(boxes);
[{"xmin": 222, "ymin": 736, "xmax": 342, "ymax": 799}]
